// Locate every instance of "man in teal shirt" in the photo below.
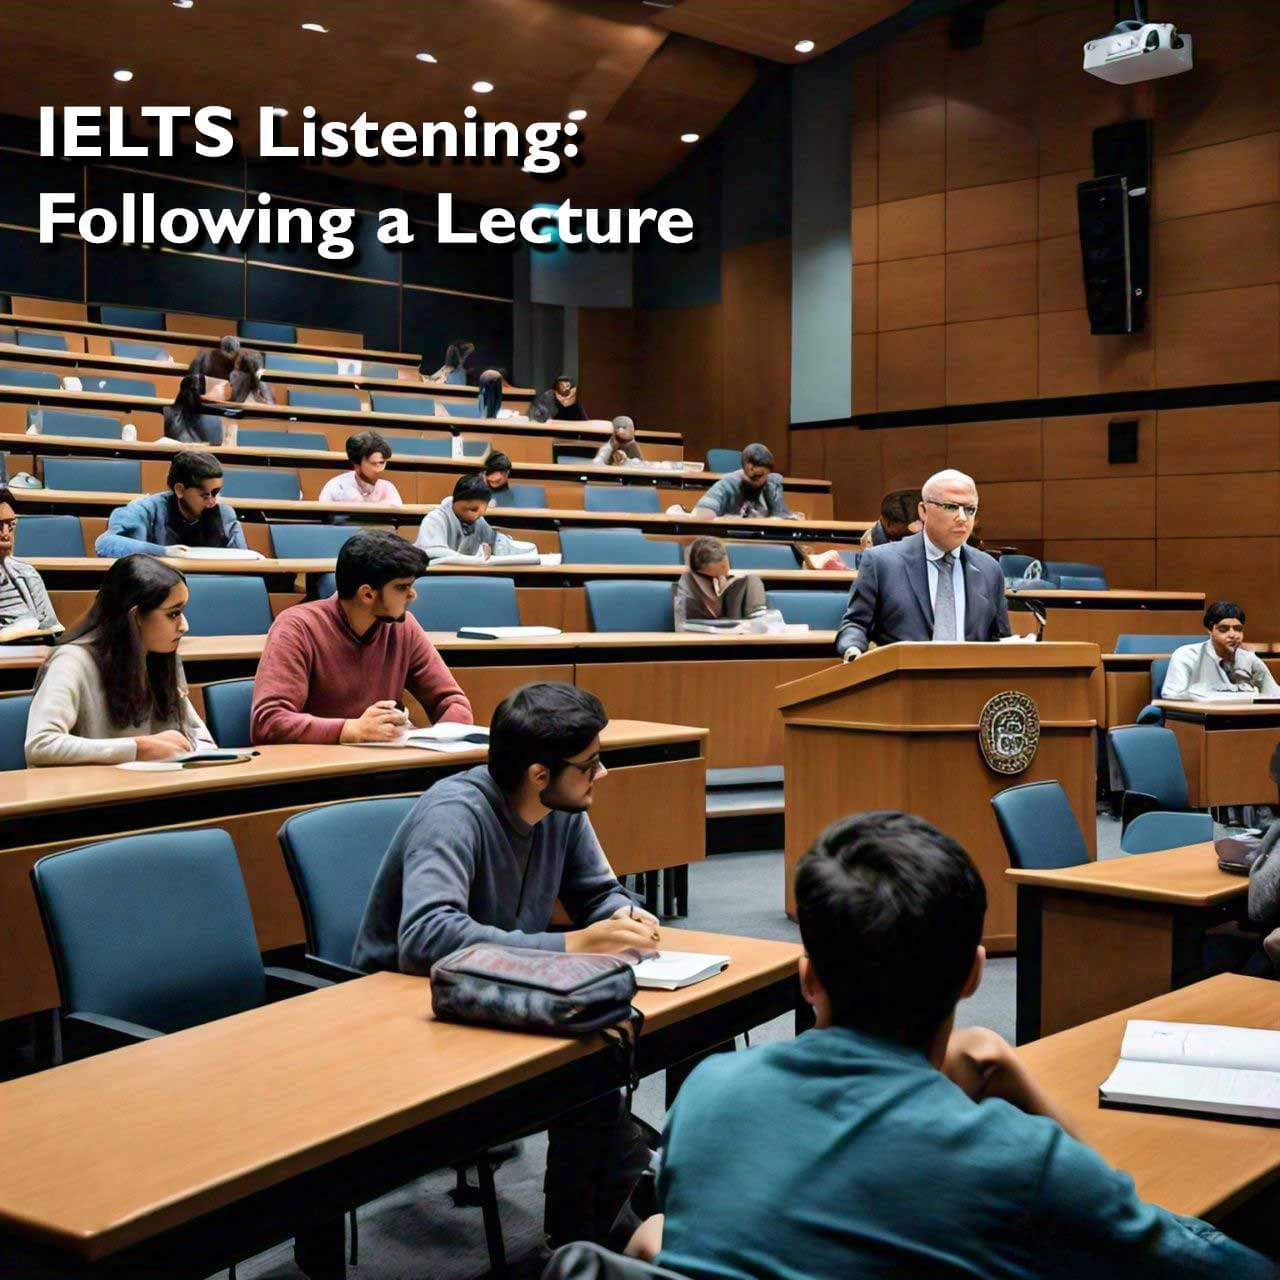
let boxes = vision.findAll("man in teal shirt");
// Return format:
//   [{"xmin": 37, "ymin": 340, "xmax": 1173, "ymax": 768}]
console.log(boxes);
[{"xmin": 632, "ymin": 811, "xmax": 1273, "ymax": 1279}]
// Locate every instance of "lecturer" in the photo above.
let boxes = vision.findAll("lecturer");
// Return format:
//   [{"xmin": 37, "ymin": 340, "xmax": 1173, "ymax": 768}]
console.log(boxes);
[{"xmin": 837, "ymin": 469, "xmax": 1010, "ymax": 660}]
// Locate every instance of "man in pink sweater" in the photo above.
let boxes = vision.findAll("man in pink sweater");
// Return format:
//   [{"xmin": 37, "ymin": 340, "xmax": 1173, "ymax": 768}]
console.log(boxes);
[{"xmin": 251, "ymin": 530, "xmax": 473, "ymax": 744}]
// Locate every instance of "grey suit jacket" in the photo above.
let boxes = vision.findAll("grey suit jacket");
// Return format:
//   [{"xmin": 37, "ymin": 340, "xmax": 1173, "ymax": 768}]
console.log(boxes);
[{"xmin": 835, "ymin": 533, "xmax": 1011, "ymax": 656}]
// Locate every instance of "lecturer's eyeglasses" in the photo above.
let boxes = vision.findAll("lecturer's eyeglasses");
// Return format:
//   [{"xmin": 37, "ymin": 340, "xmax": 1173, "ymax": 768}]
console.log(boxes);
[{"xmin": 924, "ymin": 499, "xmax": 979, "ymax": 520}]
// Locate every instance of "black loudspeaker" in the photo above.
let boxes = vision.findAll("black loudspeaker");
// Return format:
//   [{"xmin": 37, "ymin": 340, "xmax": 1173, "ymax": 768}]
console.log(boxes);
[
  {"xmin": 1108, "ymin": 419, "xmax": 1139, "ymax": 464},
  {"xmin": 1077, "ymin": 120, "xmax": 1150, "ymax": 334}
]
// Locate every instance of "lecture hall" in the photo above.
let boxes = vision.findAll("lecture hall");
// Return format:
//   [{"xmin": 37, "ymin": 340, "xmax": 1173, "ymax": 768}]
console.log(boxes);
[{"xmin": 0, "ymin": 2, "xmax": 1278, "ymax": 1278}]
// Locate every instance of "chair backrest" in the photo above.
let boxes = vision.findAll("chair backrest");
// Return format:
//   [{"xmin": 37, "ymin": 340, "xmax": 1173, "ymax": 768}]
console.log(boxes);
[
  {"xmin": 764, "ymin": 589, "xmax": 848, "ymax": 630},
  {"xmin": 0, "ymin": 365, "xmax": 61, "ymax": 389},
  {"xmin": 182, "ymin": 575, "xmax": 275, "ymax": 636},
  {"xmin": 706, "ymin": 448, "xmax": 740, "ymax": 474},
  {"xmin": 1057, "ymin": 575, "xmax": 1108, "ymax": 591},
  {"xmin": 1120, "ymin": 810, "xmax": 1214, "ymax": 855},
  {"xmin": 1113, "ymin": 634, "xmax": 1201, "ymax": 654},
  {"xmin": 267, "ymin": 522, "xmax": 363, "ymax": 558},
  {"xmin": 31, "ymin": 829, "xmax": 265, "ymax": 1033},
  {"xmin": 586, "ymin": 580, "xmax": 674, "ymax": 632},
  {"xmin": 558, "ymin": 527, "xmax": 642, "ymax": 563},
  {"xmin": 279, "ymin": 797, "xmax": 417, "ymax": 966},
  {"xmin": 1108, "ymin": 725, "xmax": 1191, "ymax": 808},
  {"xmin": 1044, "ymin": 560, "xmax": 1107, "ymax": 587},
  {"xmin": 43, "ymin": 457, "xmax": 140, "ymax": 493},
  {"xmin": 0, "ymin": 326, "xmax": 13, "ymax": 344},
  {"xmin": 99, "ymin": 305, "xmax": 166, "ymax": 330},
  {"xmin": 110, "ymin": 339, "xmax": 171, "ymax": 361},
  {"xmin": 239, "ymin": 319, "xmax": 296, "ymax": 343},
  {"xmin": 27, "ymin": 408, "xmax": 123, "ymax": 439},
  {"xmin": 409, "ymin": 575, "xmax": 520, "ymax": 631},
  {"xmin": 81, "ymin": 375, "xmax": 157, "ymax": 397},
  {"xmin": 725, "ymin": 541, "xmax": 798, "ymax": 570},
  {"xmin": 17, "ymin": 330, "xmax": 68, "ymax": 351},
  {"xmin": 201, "ymin": 678, "xmax": 255, "ymax": 748},
  {"xmin": 237, "ymin": 428, "xmax": 328, "ymax": 452},
  {"xmin": 503, "ymin": 483, "xmax": 548, "ymax": 508},
  {"xmin": 382, "ymin": 435, "xmax": 450, "ymax": 457},
  {"xmin": 439, "ymin": 399, "xmax": 483, "ymax": 419},
  {"xmin": 14, "ymin": 513, "xmax": 85, "ymax": 557},
  {"xmin": 264, "ymin": 352, "xmax": 339, "ymax": 375},
  {"xmin": 0, "ymin": 693, "xmax": 33, "ymax": 771},
  {"xmin": 990, "ymin": 781, "xmax": 1090, "ymax": 870},
  {"xmin": 288, "ymin": 388, "xmax": 362, "ymax": 412},
  {"xmin": 219, "ymin": 467, "xmax": 301, "ymax": 501},
  {"xmin": 1150, "ymin": 656, "xmax": 1172, "ymax": 701},
  {"xmin": 583, "ymin": 485, "xmax": 661, "ymax": 514},
  {"xmin": 999, "ymin": 553, "xmax": 1035, "ymax": 579},
  {"xmin": 360, "ymin": 362, "xmax": 399, "ymax": 380},
  {"xmin": 372, "ymin": 393, "xmax": 436, "ymax": 417}
]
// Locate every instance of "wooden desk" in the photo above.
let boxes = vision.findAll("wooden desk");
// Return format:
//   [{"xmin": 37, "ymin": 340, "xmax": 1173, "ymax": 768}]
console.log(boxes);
[
  {"xmin": 0, "ymin": 929, "xmax": 802, "ymax": 1277},
  {"xmin": 1156, "ymin": 701, "xmax": 1280, "ymax": 807},
  {"xmin": 1018, "ymin": 974, "xmax": 1280, "ymax": 1221},
  {"xmin": 1008, "ymin": 843, "xmax": 1248, "ymax": 1042},
  {"xmin": 0, "ymin": 721, "xmax": 706, "ymax": 1024},
  {"xmin": 1102, "ymin": 648, "xmax": 1280, "ymax": 729},
  {"xmin": 1008, "ymin": 589, "xmax": 1206, "ymax": 654}
]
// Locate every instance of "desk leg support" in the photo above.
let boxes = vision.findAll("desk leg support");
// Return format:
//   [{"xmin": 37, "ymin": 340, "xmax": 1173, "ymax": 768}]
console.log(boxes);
[
  {"xmin": 1015, "ymin": 887, "xmax": 1043, "ymax": 1046},
  {"xmin": 294, "ymin": 1217, "xmax": 346, "ymax": 1280}
]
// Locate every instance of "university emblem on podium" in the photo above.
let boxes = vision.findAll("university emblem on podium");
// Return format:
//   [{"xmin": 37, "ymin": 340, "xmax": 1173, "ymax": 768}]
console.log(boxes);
[{"xmin": 977, "ymin": 691, "xmax": 1039, "ymax": 775}]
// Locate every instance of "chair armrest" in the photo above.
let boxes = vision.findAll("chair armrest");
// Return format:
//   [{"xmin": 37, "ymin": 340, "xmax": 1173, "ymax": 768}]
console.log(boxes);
[
  {"xmin": 63, "ymin": 1011, "xmax": 163, "ymax": 1059},
  {"xmin": 1135, "ymin": 704, "xmax": 1165, "ymax": 726},
  {"xmin": 303, "ymin": 955, "xmax": 367, "ymax": 984},
  {"xmin": 1120, "ymin": 791, "xmax": 1161, "ymax": 832},
  {"xmin": 264, "ymin": 966, "xmax": 332, "ymax": 1001}
]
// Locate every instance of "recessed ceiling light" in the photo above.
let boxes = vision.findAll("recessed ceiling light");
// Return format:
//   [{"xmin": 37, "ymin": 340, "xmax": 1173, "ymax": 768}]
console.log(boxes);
[
  {"xmin": 113, "ymin": 69, "xmax": 134, "ymax": 82},
  {"xmin": 415, "ymin": 52, "xmax": 438, "ymax": 63},
  {"xmin": 301, "ymin": 22, "xmax": 329, "ymax": 33},
  {"xmin": 472, "ymin": 80, "xmax": 494, "ymax": 93},
  {"xmin": 271, "ymin": 107, "xmax": 288, "ymax": 117},
  {"xmin": 680, "ymin": 132, "xmax": 699, "ymax": 143},
  {"xmin": 173, "ymin": 0, "xmax": 194, "ymax": 8},
  {"xmin": 794, "ymin": 38, "xmax": 816, "ymax": 53},
  {"xmin": 568, "ymin": 109, "xmax": 587, "ymax": 121}
]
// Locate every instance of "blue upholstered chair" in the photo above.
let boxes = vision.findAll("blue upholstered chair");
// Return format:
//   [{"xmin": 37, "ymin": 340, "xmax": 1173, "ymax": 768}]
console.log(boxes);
[
  {"xmin": 1057, "ymin": 575, "xmax": 1108, "ymax": 591},
  {"xmin": 991, "ymin": 781, "xmax": 1089, "ymax": 870},
  {"xmin": 706, "ymin": 448, "xmax": 740, "ymax": 474},
  {"xmin": 1113, "ymin": 634, "xmax": 1200, "ymax": 654},
  {"xmin": 288, "ymin": 389, "xmax": 363, "ymax": 412},
  {"xmin": 999, "ymin": 553, "xmax": 1035, "ymax": 581},
  {"xmin": 265, "ymin": 353, "xmax": 339, "ymax": 375},
  {"xmin": 202, "ymin": 678, "xmax": 255, "ymax": 749},
  {"xmin": 0, "ymin": 325, "xmax": 13, "ymax": 344},
  {"xmin": 238, "ymin": 319, "xmax": 297, "ymax": 343},
  {"xmin": 0, "ymin": 693, "xmax": 33, "ymax": 771},
  {"xmin": 110, "ymin": 339, "xmax": 171, "ymax": 361},
  {"xmin": 27, "ymin": 408, "xmax": 123, "ymax": 439},
  {"xmin": 409, "ymin": 576, "xmax": 519, "ymax": 632},
  {"xmin": 43, "ymin": 457, "xmax": 140, "ymax": 493},
  {"xmin": 0, "ymin": 366, "xmax": 61, "ymax": 389},
  {"xmin": 439, "ymin": 400, "xmax": 483, "ymax": 419},
  {"xmin": 15, "ymin": 514, "xmax": 84, "ymax": 557},
  {"xmin": 81, "ymin": 375, "xmax": 157, "ymax": 397},
  {"xmin": 219, "ymin": 467, "xmax": 301, "ymax": 501},
  {"xmin": 1120, "ymin": 810, "xmax": 1214, "ymax": 854},
  {"xmin": 586, "ymin": 580, "xmax": 674, "ymax": 632},
  {"xmin": 182, "ymin": 575, "xmax": 274, "ymax": 636},
  {"xmin": 237, "ymin": 428, "xmax": 328, "ymax": 453},
  {"xmin": 491, "ymin": 483, "xmax": 547, "ymax": 508},
  {"xmin": 838, "ymin": 550, "xmax": 860, "ymax": 569},
  {"xmin": 560, "ymin": 529, "xmax": 681, "ymax": 566},
  {"xmin": 764, "ymin": 590, "xmax": 848, "ymax": 630},
  {"xmin": 725, "ymin": 542, "xmax": 798, "ymax": 570},
  {"xmin": 1044, "ymin": 560, "xmax": 1107, "ymax": 588},
  {"xmin": 583, "ymin": 485, "xmax": 661, "ymax": 514},
  {"xmin": 98, "ymin": 305, "xmax": 166, "ymax": 330},
  {"xmin": 359, "ymin": 363, "xmax": 399, "ymax": 380},
  {"xmin": 372, "ymin": 393, "xmax": 436, "ymax": 416},
  {"xmin": 380, "ymin": 435, "xmax": 450, "ymax": 457},
  {"xmin": 16, "ymin": 330, "xmax": 68, "ymax": 351},
  {"xmin": 1108, "ymin": 724, "xmax": 1199, "ymax": 834},
  {"xmin": 267, "ymin": 523, "xmax": 363, "ymax": 558},
  {"xmin": 1136, "ymin": 656, "xmax": 1174, "ymax": 727}
]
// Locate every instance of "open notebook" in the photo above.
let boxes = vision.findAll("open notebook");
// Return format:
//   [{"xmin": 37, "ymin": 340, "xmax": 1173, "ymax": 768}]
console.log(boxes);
[
  {"xmin": 631, "ymin": 951, "xmax": 730, "ymax": 990},
  {"xmin": 0, "ymin": 619, "xmax": 63, "ymax": 644},
  {"xmin": 359, "ymin": 723, "xmax": 491, "ymax": 753},
  {"xmin": 162, "ymin": 546, "xmax": 265, "ymax": 561},
  {"xmin": 1099, "ymin": 1020, "xmax": 1280, "ymax": 1122}
]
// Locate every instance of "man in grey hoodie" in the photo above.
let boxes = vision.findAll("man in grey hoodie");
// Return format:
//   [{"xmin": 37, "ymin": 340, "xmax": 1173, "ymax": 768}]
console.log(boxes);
[
  {"xmin": 352, "ymin": 681, "xmax": 660, "ymax": 1249},
  {"xmin": 414, "ymin": 472, "xmax": 537, "ymax": 564}
]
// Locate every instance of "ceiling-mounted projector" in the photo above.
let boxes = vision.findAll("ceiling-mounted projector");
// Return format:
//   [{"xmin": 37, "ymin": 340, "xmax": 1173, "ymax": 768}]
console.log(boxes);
[{"xmin": 1084, "ymin": 11, "xmax": 1192, "ymax": 84}]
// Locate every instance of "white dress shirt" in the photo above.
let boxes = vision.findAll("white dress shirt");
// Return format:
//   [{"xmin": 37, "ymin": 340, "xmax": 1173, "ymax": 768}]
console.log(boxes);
[
  {"xmin": 923, "ymin": 531, "xmax": 966, "ymax": 641},
  {"xmin": 1161, "ymin": 640, "xmax": 1280, "ymax": 700}
]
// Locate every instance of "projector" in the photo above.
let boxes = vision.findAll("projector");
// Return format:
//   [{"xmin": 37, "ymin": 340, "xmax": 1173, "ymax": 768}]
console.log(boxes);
[{"xmin": 1083, "ymin": 22, "xmax": 1192, "ymax": 84}]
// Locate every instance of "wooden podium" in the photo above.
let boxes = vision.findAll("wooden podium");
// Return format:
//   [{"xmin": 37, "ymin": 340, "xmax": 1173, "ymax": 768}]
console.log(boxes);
[{"xmin": 778, "ymin": 642, "xmax": 1099, "ymax": 953}]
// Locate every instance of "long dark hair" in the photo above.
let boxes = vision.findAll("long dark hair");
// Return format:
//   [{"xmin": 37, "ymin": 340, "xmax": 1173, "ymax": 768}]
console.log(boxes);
[
  {"xmin": 171, "ymin": 372, "xmax": 206, "ymax": 431},
  {"xmin": 478, "ymin": 368, "xmax": 503, "ymax": 418},
  {"xmin": 53, "ymin": 555, "xmax": 188, "ymax": 728}
]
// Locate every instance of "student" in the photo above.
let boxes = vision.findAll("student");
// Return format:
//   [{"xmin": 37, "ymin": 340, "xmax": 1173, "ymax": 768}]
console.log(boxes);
[
  {"xmin": 673, "ymin": 536, "xmax": 766, "ymax": 630},
  {"xmin": 425, "ymin": 339, "xmax": 474, "ymax": 385},
  {"xmin": 95, "ymin": 452, "xmax": 249, "ymax": 558},
  {"xmin": 477, "ymin": 368, "xmax": 503, "ymax": 418},
  {"xmin": 318, "ymin": 431, "xmax": 404, "ymax": 505},
  {"xmin": 162, "ymin": 373, "xmax": 230, "ymax": 446},
  {"xmin": 1162, "ymin": 602, "xmax": 1280, "ymax": 700},
  {"xmin": 0, "ymin": 486, "xmax": 60, "ymax": 634},
  {"xmin": 187, "ymin": 334, "xmax": 240, "ymax": 384},
  {"xmin": 592, "ymin": 416, "xmax": 643, "ymax": 467},
  {"xmin": 352, "ymin": 681, "xmax": 658, "ymax": 1247},
  {"xmin": 529, "ymin": 374, "xmax": 588, "ymax": 423},
  {"xmin": 250, "ymin": 529, "xmax": 473, "ymax": 744},
  {"xmin": 632, "ymin": 810, "xmax": 1272, "ymax": 1279},
  {"xmin": 481, "ymin": 451, "xmax": 514, "ymax": 505},
  {"xmin": 859, "ymin": 487, "xmax": 923, "ymax": 550},
  {"xmin": 414, "ymin": 474, "xmax": 537, "ymax": 564},
  {"xmin": 229, "ymin": 349, "xmax": 274, "ymax": 406},
  {"xmin": 25, "ymin": 554, "xmax": 215, "ymax": 766},
  {"xmin": 693, "ymin": 444, "xmax": 801, "ymax": 521}
]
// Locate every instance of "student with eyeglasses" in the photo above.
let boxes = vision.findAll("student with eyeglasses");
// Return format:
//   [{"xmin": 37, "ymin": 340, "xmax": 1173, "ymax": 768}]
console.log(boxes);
[
  {"xmin": 94, "ymin": 451, "xmax": 248, "ymax": 558},
  {"xmin": 0, "ymin": 486, "xmax": 60, "ymax": 637},
  {"xmin": 836, "ymin": 468, "xmax": 1010, "ymax": 660},
  {"xmin": 352, "ymin": 681, "xmax": 660, "ymax": 1251}
]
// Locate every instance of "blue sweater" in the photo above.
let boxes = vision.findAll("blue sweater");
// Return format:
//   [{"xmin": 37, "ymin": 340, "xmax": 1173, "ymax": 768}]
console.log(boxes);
[
  {"xmin": 351, "ymin": 764, "xmax": 633, "ymax": 974},
  {"xmin": 95, "ymin": 491, "xmax": 247, "ymax": 558}
]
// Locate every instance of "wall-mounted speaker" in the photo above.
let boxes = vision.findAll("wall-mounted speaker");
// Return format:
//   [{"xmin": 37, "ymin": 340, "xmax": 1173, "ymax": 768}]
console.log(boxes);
[
  {"xmin": 1107, "ymin": 419, "xmax": 1139, "ymax": 464},
  {"xmin": 1077, "ymin": 120, "xmax": 1150, "ymax": 335}
]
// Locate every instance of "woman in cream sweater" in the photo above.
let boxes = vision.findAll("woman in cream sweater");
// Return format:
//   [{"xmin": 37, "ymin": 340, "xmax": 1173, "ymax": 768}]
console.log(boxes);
[{"xmin": 25, "ymin": 555, "xmax": 216, "ymax": 766}]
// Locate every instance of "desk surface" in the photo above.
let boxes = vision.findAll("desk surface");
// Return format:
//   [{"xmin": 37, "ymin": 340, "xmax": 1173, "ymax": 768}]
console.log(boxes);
[
  {"xmin": 0, "ymin": 929, "xmax": 800, "ymax": 1259},
  {"xmin": 1006, "ymin": 843, "xmax": 1243, "ymax": 907},
  {"xmin": 1018, "ymin": 974, "xmax": 1280, "ymax": 1220},
  {"xmin": 1156, "ymin": 699, "xmax": 1280, "ymax": 717}
]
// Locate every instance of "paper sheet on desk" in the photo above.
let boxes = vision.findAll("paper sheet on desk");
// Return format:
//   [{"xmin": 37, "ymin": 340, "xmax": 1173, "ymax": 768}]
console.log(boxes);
[
  {"xmin": 998, "ymin": 634, "xmax": 1038, "ymax": 643},
  {"xmin": 358, "ymin": 724, "xmax": 490, "ymax": 753}
]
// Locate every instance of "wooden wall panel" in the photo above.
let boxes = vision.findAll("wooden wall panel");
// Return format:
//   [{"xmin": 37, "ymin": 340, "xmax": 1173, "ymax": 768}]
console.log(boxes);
[
  {"xmin": 1043, "ymin": 477, "xmax": 1156, "ymax": 540},
  {"xmin": 1042, "ymin": 539, "xmax": 1156, "ymax": 591},
  {"xmin": 1154, "ymin": 133, "xmax": 1280, "ymax": 222},
  {"xmin": 1157, "ymin": 404, "xmax": 1280, "ymax": 474},
  {"xmin": 946, "ymin": 243, "xmax": 1037, "ymax": 322},
  {"xmin": 877, "ymin": 255, "xmax": 945, "ymax": 331},
  {"xmin": 945, "ymin": 316, "xmax": 1038, "ymax": 404},
  {"xmin": 577, "ymin": 307, "xmax": 637, "ymax": 424},
  {"xmin": 1154, "ymin": 285, "xmax": 1280, "ymax": 386},
  {"xmin": 972, "ymin": 480, "xmax": 1043, "ymax": 542},
  {"xmin": 1154, "ymin": 206, "xmax": 1280, "ymax": 297},
  {"xmin": 877, "ymin": 105, "xmax": 946, "ymax": 203},
  {"xmin": 634, "ymin": 303, "xmax": 725, "ymax": 465},
  {"xmin": 877, "ymin": 326, "xmax": 945, "ymax": 411},
  {"xmin": 1157, "ymin": 473, "xmax": 1280, "ymax": 539},
  {"xmin": 878, "ymin": 425, "xmax": 946, "ymax": 491},
  {"xmin": 877, "ymin": 194, "xmax": 945, "ymax": 261},
  {"xmin": 946, "ymin": 419, "xmax": 1042, "ymax": 482},
  {"xmin": 945, "ymin": 179, "xmax": 1037, "ymax": 252},
  {"xmin": 822, "ymin": 424, "xmax": 881, "ymax": 521},
  {"xmin": 1037, "ymin": 309, "xmax": 1154, "ymax": 397},
  {"xmin": 1041, "ymin": 412, "xmax": 1156, "ymax": 479},
  {"xmin": 853, "ymin": 263, "xmax": 878, "ymax": 333},
  {"xmin": 1158, "ymin": 538, "xmax": 1280, "ymax": 636}
]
